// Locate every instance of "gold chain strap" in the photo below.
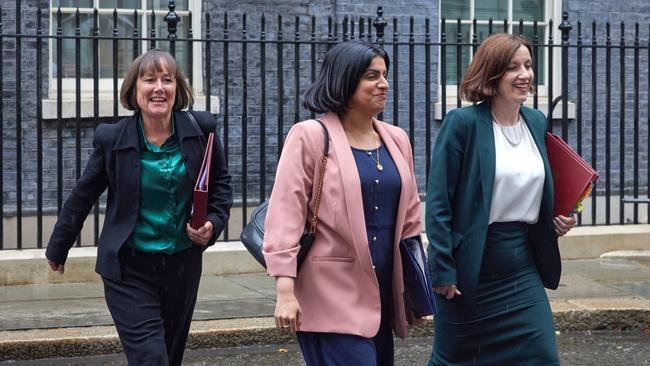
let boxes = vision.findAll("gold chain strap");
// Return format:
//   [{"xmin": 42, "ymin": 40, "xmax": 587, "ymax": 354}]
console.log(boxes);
[{"xmin": 308, "ymin": 153, "xmax": 328, "ymax": 234}]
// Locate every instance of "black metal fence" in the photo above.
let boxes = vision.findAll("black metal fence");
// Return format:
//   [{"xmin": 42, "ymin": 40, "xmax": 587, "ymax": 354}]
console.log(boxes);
[{"xmin": 1, "ymin": 4, "xmax": 649, "ymax": 250}]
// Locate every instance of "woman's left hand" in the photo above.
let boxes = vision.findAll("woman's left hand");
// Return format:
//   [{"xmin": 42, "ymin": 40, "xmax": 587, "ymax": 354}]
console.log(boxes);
[
  {"xmin": 186, "ymin": 221, "xmax": 214, "ymax": 246},
  {"xmin": 553, "ymin": 215, "xmax": 577, "ymax": 237}
]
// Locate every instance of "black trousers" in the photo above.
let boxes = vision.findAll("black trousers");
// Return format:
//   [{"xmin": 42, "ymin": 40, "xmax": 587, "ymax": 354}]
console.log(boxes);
[{"xmin": 102, "ymin": 246, "xmax": 203, "ymax": 366}]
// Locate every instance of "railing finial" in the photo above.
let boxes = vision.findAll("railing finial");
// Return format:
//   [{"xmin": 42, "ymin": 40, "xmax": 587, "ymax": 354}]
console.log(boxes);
[
  {"xmin": 164, "ymin": 0, "xmax": 180, "ymax": 40},
  {"xmin": 559, "ymin": 11, "xmax": 572, "ymax": 43},
  {"xmin": 372, "ymin": 6, "xmax": 387, "ymax": 46}
]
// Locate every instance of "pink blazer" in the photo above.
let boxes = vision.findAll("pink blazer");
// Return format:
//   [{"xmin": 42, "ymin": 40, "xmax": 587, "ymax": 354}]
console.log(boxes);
[{"xmin": 262, "ymin": 112, "xmax": 422, "ymax": 339}]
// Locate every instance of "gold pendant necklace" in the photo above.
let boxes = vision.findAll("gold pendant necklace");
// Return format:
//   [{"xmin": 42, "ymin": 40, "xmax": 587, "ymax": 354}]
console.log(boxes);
[
  {"xmin": 346, "ymin": 126, "xmax": 383, "ymax": 171},
  {"xmin": 366, "ymin": 148, "xmax": 383, "ymax": 171}
]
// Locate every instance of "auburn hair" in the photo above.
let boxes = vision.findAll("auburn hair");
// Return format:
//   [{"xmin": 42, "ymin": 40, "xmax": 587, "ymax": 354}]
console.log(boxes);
[{"xmin": 459, "ymin": 33, "xmax": 534, "ymax": 102}]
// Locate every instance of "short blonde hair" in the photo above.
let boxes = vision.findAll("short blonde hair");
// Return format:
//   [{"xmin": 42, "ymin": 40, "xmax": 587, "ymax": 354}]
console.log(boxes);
[
  {"xmin": 120, "ymin": 49, "xmax": 194, "ymax": 110},
  {"xmin": 459, "ymin": 33, "xmax": 535, "ymax": 102}
]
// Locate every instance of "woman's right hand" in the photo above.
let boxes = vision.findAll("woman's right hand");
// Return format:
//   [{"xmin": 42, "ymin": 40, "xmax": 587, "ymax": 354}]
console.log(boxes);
[
  {"xmin": 47, "ymin": 259, "xmax": 65, "ymax": 275},
  {"xmin": 275, "ymin": 276, "xmax": 302, "ymax": 333},
  {"xmin": 434, "ymin": 284, "xmax": 461, "ymax": 300}
]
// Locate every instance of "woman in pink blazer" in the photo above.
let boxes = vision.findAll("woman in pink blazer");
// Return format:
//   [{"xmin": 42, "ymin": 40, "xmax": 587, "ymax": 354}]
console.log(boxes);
[{"xmin": 262, "ymin": 41, "xmax": 422, "ymax": 366}]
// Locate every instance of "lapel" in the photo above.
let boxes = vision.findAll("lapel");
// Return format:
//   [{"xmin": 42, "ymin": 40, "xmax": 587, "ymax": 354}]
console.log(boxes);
[
  {"xmin": 113, "ymin": 113, "xmax": 141, "ymax": 152},
  {"xmin": 476, "ymin": 101, "xmax": 496, "ymax": 213},
  {"xmin": 374, "ymin": 120, "xmax": 410, "ymax": 242},
  {"xmin": 520, "ymin": 106, "xmax": 554, "ymax": 220},
  {"xmin": 321, "ymin": 113, "xmax": 415, "ymax": 268},
  {"xmin": 174, "ymin": 110, "xmax": 205, "ymax": 184},
  {"xmin": 112, "ymin": 113, "xmax": 142, "ymax": 200},
  {"xmin": 475, "ymin": 102, "xmax": 554, "ymax": 222},
  {"xmin": 112, "ymin": 111, "xmax": 206, "ymax": 189},
  {"xmin": 320, "ymin": 112, "xmax": 373, "ymax": 271}
]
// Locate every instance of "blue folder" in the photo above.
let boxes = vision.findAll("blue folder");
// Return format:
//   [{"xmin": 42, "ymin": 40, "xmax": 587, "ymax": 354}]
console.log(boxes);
[{"xmin": 400, "ymin": 235, "xmax": 438, "ymax": 317}]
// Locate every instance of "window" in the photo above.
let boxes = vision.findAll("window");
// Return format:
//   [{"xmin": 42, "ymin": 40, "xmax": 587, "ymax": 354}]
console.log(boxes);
[
  {"xmin": 441, "ymin": 0, "xmax": 548, "ymax": 85},
  {"xmin": 437, "ymin": 0, "xmax": 568, "ymax": 117},
  {"xmin": 47, "ymin": 0, "xmax": 210, "ymax": 118}
]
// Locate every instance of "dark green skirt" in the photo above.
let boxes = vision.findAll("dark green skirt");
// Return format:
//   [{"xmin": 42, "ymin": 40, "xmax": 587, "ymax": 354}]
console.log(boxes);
[{"xmin": 429, "ymin": 222, "xmax": 559, "ymax": 366}]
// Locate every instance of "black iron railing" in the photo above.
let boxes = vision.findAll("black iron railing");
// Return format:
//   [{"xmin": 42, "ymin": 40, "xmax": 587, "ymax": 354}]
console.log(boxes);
[{"xmin": 0, "ymin": 4, "xmax": 649, "ymax": 250}]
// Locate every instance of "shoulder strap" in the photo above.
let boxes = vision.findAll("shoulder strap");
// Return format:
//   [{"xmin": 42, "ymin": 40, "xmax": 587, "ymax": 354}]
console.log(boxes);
[
  {"xmin": 307, "ymin": 119, "xmax": 328, "ymax": 235},
  {"xmin": 185, "ymin": 110, "xmax": 213, "ymax": 140},
  {"xmin": 184, "ymin": 110, "xmax": 200, "ymax": 129},
  {"xmin": 314, "ymin": 119, "xmax": 329, "ymax": 157}
]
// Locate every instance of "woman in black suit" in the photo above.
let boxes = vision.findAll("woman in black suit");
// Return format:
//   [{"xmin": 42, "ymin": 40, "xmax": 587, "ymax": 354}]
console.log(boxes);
[{"xmin": 45, "ymin": 49, "xmax": 232, "ymax": 366}]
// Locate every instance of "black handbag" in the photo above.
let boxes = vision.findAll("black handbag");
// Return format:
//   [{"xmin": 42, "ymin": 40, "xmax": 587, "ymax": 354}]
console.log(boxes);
[{"xmin": 240, "ymin": 120, "xmax": 329, "ymax": 271}]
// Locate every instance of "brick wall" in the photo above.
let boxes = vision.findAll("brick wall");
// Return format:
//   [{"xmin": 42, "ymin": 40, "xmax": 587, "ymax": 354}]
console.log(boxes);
[
  {"xmin": 1, "ymin": 0, "xmax": 58, "ymax": 216},
  {"xmin": 564, "ymin": 1, "xmax": 650, "ymax": 198},
  {"xmin": 202, "ymin": 0, "xmax": 440, "ymax": 203},
  {"xmin": 2, "ymin": 0, "xmax": 649, "ymax": 225},
  {"xmin": 1, "ymin": 0, "xmax": 439, "ymax": 217}
]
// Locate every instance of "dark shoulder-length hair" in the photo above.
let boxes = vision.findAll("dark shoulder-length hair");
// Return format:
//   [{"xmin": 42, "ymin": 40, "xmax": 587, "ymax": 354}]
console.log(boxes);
[
  {"xmin": 120, "ymin": 49, "xmax": 194, "ymax": 111},
  {"xmin": 303, "ymin": 41, "xmax": 389, "ymax": 115},
  {"xmin": 459, "ymin": 33, "xmax": 534, "ymax": 102}
]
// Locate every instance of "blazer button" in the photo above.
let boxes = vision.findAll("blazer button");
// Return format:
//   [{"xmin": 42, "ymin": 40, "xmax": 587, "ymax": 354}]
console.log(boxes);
[{"xmin": 372, "ymin": 236, "xmax": 377, "ymax": 242}]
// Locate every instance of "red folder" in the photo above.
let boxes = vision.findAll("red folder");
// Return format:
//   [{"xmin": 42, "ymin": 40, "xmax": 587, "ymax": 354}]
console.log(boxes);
[
  {"xmin": 545, "ymin": 132, "xmax": 598, "ymax": 217},
  {"xmin": 190, "ymin": 132, "xmax": 215, "ymax": 229}
]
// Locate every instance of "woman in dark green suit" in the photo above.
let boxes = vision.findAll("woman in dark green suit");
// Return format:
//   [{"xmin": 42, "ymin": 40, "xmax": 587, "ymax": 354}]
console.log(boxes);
[{"xmin": 426, "ymin": 33, "xmax": 576, "ymax": 365}]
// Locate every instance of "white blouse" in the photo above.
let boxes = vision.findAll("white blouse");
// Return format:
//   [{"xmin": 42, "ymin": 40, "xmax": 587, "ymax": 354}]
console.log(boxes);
[{"xmin": 488, "ymin": 117, "xmax": 545, "ymax": 224}]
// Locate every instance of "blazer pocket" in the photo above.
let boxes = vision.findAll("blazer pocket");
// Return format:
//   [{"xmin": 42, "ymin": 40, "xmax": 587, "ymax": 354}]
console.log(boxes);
[{"xmin": 311, "ymin": 256, "xmax": 355, "ymax": 263}]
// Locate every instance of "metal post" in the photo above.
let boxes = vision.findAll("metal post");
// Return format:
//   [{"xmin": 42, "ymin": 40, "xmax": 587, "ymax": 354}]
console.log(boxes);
[
  {"xmin": 619, "ymin": 22, "xmax": 626, "ymax": 224},
  {"xmin": 0, "ymin": 5, "xmax": 4, "ymax": 249},
  {"xmin": 547, "ymin": 19, "xmax": 554, "ymax": 130},
  {"xmin": 164, "ymin": 0, "xmax": 180, "ymax": 56},
  {"xmin": 16, "ymin": 0, "xmax": 23, "ymax": 248},
  {"xmin": 372, "ymin": 6, "xmax": 387, "ymax": 46},
  {"xmin": 36, "ymin": 6, "xmax": 43, "ymax": 247},
  {"xmin": 559, "ymin": 12, "xmax": 572, "ymax": 141},
  {"xmin": 372, "ymin": 8, "xmax": 387, "ymax": 121},
  {"xmin": 93, "ymin": 8, "xmax": 100, "ymax": 243},
  {"xmin": 150, "ymin": 10, "xmax": 156, "ymax": 49}
]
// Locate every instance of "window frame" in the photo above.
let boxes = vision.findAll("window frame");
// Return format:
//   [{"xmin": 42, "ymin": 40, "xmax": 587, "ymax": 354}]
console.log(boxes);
[
  {"xmin": 45, "ymin": 0, "xmax": 209, "ymax": 118},
  {"xmin": 436, "ymin": 0, "xmax": 568, "ymax": 118}
]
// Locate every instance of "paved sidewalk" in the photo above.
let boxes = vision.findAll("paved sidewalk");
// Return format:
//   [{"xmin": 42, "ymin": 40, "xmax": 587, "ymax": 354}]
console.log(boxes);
[{"xmin": 1, "ymin": 257, "xmax": 650, "ymax": 361}]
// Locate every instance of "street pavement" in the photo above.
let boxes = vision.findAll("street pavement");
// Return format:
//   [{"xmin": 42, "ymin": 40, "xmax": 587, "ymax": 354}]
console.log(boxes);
[
  {"xmin": 1, "ymin": 257, "xmax": 650, "ymax": 362},
  {"xmin": 2, "ymin": 331, "xmax": 650, "ymax": 365}
]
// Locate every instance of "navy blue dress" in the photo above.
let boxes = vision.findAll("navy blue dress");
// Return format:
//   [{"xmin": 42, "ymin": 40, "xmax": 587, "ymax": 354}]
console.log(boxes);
[{"xmin": 297, "ymin": 143, "xmax": 402, "ymax": 366}]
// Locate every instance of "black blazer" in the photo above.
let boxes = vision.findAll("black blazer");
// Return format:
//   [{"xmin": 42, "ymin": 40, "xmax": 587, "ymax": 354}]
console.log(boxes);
[{"xmin": 46, "ymin": 111, "xmax": 233, "ymax": 281}]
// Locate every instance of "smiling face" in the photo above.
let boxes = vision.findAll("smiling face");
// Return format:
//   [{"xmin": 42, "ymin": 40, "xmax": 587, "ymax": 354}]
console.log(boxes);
[
  {"xmin": 495, "ymin": 45, "xmax": 534, "ymax": 106},
  {"xmin": 347, "ymin": 56, "xmax": 389, "ymax": 116},
  {"xmin": 135, "ymin": 63, "xmax": 177, "ymax": 121}
]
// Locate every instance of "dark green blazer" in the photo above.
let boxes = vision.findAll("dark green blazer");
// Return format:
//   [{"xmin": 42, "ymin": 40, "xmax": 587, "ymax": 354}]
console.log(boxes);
[{"xmin": 425, "ymin": 101, "xmax": 560, "ymax": 304}]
